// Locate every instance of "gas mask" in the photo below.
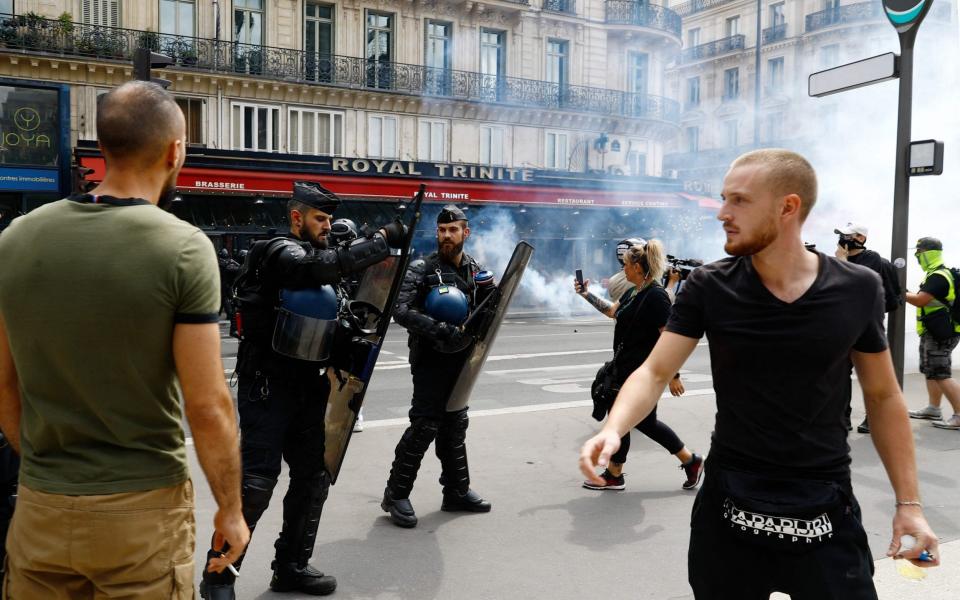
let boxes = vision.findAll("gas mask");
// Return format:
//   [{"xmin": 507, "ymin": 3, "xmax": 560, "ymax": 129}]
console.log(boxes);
[{"xmin": 838, "ymin": 235, "xmax": 865, "ymax": 251}]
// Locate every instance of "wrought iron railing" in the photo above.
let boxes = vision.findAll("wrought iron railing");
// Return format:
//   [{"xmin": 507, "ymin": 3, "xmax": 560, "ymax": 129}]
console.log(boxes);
[
  {"xmin": 806, "ymin": 1, "xmax": 952, "ymax": 32},
  {"xmin": 604, "ymin": 1, "xmax": 682, "ymax": 37},
  {"xmin": 672, "ymin": 0, "xmax": 735, "ymax": 18},
  {"xmin": 762, "ymin": 23, "xmax": 787, "ymax": 44},
  {"xmin": 0, "ymin": 13, "xmax": 680, "ymax": 123},
  {"xmin": 680, "ymin": 34, "xmax": 745, "ymax": 63},
  {"xmin": 543, "ymin": 0, "xmax": 576, "ymax": 14}
]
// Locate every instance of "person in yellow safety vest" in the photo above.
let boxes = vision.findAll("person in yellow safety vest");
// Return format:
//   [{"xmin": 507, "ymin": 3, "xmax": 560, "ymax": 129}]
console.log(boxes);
[{"xmin": 905, "ymin": 237, "xmax": 960, "ymax": 430}]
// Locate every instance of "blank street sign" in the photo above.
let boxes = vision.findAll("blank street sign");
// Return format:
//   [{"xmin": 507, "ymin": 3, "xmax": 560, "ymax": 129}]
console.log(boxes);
[
  {"xmin": 909, "ymin": 139, "xmax": 944, "ymax": 175},
  {"xmin": 808, "ymin": 53, "xmax": 899, "ymax": 97}
]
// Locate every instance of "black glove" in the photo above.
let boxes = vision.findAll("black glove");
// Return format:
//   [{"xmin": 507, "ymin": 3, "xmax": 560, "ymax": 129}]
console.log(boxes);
[
  {"xmin": 380, "ymin": 219, "xmax": 408, "ymax": 248},
  {"xmin": 436, "ymin": 324, "xmax": 475, "ymax": 352}
]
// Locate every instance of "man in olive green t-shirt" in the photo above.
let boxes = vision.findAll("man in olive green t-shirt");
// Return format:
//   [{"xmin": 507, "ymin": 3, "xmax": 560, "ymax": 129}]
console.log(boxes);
[{"xmin": 0, "ymin": 81, "xmax": 249, "ymax": 597}]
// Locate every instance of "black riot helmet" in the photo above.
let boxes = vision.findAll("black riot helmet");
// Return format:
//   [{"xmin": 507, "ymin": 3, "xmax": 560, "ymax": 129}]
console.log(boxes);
[
  {"xmin": 329, "ymin": 218, "xmax": 359, "ymax": 246},
  {"xmin": 615, "ymin": 238, "xmax": 646, "ymax": 266},
  {"xmin": 218, "ymin": 248, "xmax": 229, "ymax": 259}
]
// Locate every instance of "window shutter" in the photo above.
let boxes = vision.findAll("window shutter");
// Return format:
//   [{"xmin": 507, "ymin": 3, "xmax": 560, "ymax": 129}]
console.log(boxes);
[
  {"xmin": 81, "ymin": 0, "xmax": 91, "ymax": 24},
  {"xmin": 109, "ymin": 0, "xmax": 120, "ymax": 27}
]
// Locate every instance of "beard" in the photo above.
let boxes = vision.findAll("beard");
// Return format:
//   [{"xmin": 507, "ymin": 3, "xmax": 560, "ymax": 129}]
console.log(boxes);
[
  {"xmin": 438, "ymin": 239, "xmax": 464, "ymax": 261},
  {"xmin": 724, "ymin": 220, "xmax": 779, "ymax": 256}
]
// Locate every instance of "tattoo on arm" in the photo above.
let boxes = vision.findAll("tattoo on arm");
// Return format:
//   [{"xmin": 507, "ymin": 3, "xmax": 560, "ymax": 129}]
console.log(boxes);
[{"xmin": 585, "ymin": 292, "xmax": 612, "ymax": 314}]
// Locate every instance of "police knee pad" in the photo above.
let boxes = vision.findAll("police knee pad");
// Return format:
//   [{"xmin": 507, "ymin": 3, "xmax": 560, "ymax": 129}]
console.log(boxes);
[{"xmin": 241, "ymin": 474, "xmax": 278, "ymax": 524}]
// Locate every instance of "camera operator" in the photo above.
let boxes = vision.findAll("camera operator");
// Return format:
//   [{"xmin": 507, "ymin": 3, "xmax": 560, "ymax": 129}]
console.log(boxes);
[
  {"xmin": 663, "ymin": 256, "xmax": 702, "ymax": 303},
  {"xmin": 834, "ymin": 223, "xmax": 902, "ymax": 433},
  {"xmin": 575, "ymin": 240, "xmax": 704, "ymax": 491}
]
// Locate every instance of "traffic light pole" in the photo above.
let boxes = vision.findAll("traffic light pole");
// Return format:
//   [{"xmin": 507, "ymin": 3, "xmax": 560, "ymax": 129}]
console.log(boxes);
[{"xmin": 888, "ymin": 31, "xmax": 916, "ymax": 388}]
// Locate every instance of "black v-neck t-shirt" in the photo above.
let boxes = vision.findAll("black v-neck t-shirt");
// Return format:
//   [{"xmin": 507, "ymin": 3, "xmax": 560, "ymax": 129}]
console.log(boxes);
[{"xmin": 666, "ymin": 252, "xmax": 887, "ymax": 480}]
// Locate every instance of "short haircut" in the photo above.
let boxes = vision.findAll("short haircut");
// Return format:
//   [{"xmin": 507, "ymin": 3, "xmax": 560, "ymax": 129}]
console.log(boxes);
[
  {"xmin": 730, "ymin": 149, "xmax": 818, "ymax": 221},
  {"xmin": 96, "ymin": 81, "xmax": 184, "ymax": 166},
  {"xmin": 287, "ymin": 198, "xmax": 312, "ymax": 216}
]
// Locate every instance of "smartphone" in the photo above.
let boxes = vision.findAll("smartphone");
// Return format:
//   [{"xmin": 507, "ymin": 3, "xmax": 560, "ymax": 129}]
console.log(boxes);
[{"xmin": 575, "ymin": 269, "xmax": 584, "ymax": 287}]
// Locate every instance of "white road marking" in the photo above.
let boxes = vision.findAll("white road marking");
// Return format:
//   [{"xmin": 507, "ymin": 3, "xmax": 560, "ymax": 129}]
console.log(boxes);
[{"xmin": 375, "ymin": 348, "xmax": 611, "ymax": 370}]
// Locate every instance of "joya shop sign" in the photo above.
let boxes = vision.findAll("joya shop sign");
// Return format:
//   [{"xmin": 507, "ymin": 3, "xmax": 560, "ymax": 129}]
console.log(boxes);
[
  {"xmin": 0, "ymin": 108, "xmax": 53, "ymax": 151},
  {"xmin": 329, "ymin": 158, "xmax": 535, "ymax": 182}
]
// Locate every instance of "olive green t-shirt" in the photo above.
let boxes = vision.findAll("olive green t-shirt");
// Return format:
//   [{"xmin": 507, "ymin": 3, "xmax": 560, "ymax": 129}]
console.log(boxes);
[{"xmin": 0, "ymin": 197, "xmax": 220, "ymax": 495}]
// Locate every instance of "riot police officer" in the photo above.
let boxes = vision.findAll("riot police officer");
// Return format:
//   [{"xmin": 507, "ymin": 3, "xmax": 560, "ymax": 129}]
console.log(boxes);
[
  {"xmin": 381, "ymin": 205, "xmax": 492, "ymax": 528},
  {"xmin": 200, "ymin": 181, "xmax": 405, "ymax": 598}
]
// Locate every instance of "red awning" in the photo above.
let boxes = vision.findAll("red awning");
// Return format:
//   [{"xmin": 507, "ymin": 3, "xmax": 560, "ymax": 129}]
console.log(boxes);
[{"xmin": 79, "ymin": 156, "xmax": 707, "ymax": 210}]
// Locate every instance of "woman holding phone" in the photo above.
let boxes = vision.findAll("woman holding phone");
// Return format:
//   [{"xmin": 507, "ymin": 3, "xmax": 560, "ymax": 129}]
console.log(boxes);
[{"xmin": 574, "ymin": 240, "xmax": 704, "ymax": 491}]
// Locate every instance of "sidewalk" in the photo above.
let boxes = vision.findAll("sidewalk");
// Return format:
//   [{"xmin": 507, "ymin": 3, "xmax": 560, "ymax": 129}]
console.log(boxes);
[{"xmin": 189, "ymin": 372, "xmax": 960, "ymax": 599}]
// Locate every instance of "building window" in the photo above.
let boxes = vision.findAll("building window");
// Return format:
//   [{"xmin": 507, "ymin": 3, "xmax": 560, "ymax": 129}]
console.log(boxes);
[
  {"xmin": 425, "ymin": 20, "xmax": 452, "ymax": 95},
  {"xmin": 289, "ymin": 108, "xmax": 343, "ymax": 156},
  {"xmin": 686, "ymin": 76, "xmax": 700, "ymax": 109},
  {"xmin": 418, "ymin": 119, "xmax": 447, "ymax": 162},
  {"xmin": 368, "ymin": 115, "xmax": 397, "ymax": 158},
  {"xmin": 723, "ymin": 120, "xmax": 738, "ymax": 147},
  {"xmin": 770, "ymin": 2, "xmax": 785, "ymax": 26},
  {"xmin": 234, "ymin": 0, "xmax": 263, "ymax": 45},
  {"xmin": 176, "ymin": 97, "xmax": 204, "ymax": 145},
  {"xmin": 629, "ymin": 53, "xmax": 648, "ymax": 97},
  {"xmin": 366, "ymin": 12, "xmax": 394, "ymax": 89},
  {"xmin": 726, "ymin": 16, "xmax": 740, "ymax": 37},
  {"xmin": 231, "ymin": 102, "xmax": 279, "ymax": 152},
  {"xmin": 160, "ymin": 0, "xmax": 194, "ymax": 37},
  {"xmin": 82, "ymin": 0, "xmax": 120, "ymax": 27},
  {"xmin": 479, "ymin": 126, "xmax": 505, "ymax": 166},
  {"xmin": 687, "ymin": 27, "xmax": 700, "ymax": 48},
  {"xmin": 765, "ymin": 112, "xmax": 783, "ymax": 142},
  {"xmin": 768, "ymin": 57, "xmax": 784, "ymax": 94},
  {"xmin": 480, "ymin": 29, "xmax": 506, "ymax": 100},
  {"xmin": 545, "ymin": 39, "xmax": 568, "ymax": 85},
  {"xmin": 820, "ymin": 44, "xmax": 839, "ymax": 67},
  {"xmin": 305, "ymin": 2, "xmax": 334, "ymax": 82},
  {"xmin": 545, "ymin": 131, "xmax": 568, "ymax": 170},
  {"xmin": 686, "ymin": 126, "xmax": 699, "ymax": 153},
  {"xmin": 627, "ymin": 151, "xmax": 646, "ymax": 176},
  {"xmin": 723, "ymin": 67, "xmax": 739, "ymax": 101}
]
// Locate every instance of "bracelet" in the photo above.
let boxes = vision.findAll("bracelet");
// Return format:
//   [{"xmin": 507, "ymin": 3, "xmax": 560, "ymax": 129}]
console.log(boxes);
[
  {"xmin": 896, "ymin": 500, "xmax": 923, "ymax": 507},
  {"xmin": 673, "ymin": 373, "xmax": 681, "ymax": 380}
]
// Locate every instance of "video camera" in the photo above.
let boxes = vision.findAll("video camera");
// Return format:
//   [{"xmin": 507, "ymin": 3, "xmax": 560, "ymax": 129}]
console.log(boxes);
[{"xmin": 665, "ymin": 255, "xmax": 703, "ymax": 281}]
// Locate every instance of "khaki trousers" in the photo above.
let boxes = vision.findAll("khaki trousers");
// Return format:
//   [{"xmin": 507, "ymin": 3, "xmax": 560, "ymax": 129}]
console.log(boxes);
[{"xmin": 3, "ymin": 480, "xmax": 195, "ymax": 599}]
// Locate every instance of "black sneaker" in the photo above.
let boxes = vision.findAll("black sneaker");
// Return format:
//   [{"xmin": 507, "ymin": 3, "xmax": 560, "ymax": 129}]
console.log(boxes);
[
  {"xmin": 681, "ymin": 454, "xmax": 704, "ymax": 490},
  {"xmin": 857, "ymin": 419, "xmax": 870, "ymax": 434},
  {"xmin": 583, "ymin": 469, "xmax": 625, "ymax": 491},
  {"xmin": 270, "ymin": 562, "xmax": 337, "ymax": 596}
]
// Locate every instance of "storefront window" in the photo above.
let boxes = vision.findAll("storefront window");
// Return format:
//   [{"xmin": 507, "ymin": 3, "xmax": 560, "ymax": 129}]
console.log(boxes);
[{"xmin": 0, "ymin": 85, "xmax": 59, "ymax": 167}]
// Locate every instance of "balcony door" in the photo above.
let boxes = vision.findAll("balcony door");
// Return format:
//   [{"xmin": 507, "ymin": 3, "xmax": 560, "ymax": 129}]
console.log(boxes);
[
  {"xmin": 425, "ymin": 20, "xmax": 451, "ymax": 95},
  {"xmin": 234, "ymin": 0, "xmax": 264, "ymax": 74},
  {"xmin": 480, "ymin": 29, "xmax": 506, "ymax": 101},
  {"xmin": 305, "ymin": 2, "xmax": 334, "ymax": 82},
  {"xmin": 366, "ymin": 12, "xmax": 394, "ymax": 89}
]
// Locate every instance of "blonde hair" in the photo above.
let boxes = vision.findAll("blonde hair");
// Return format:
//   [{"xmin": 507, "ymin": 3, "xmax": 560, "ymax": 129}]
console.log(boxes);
[
  {"xmin": 729, "ymin": 149, "xmax": 818, "ymax": 221},
  {"xmin": 625, "ymin": 239, "xmax": 666, "ymax": 282}
]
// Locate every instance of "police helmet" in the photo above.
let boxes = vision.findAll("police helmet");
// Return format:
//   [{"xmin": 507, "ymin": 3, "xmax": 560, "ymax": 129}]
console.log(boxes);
[
  {"xmin": 425, "ymin": 285, "xmax": 470, "ymax": 326},
  {"xmin": 218, "ymin": 248, "xmax": 229, "ymax": 259},
  {"xmin": 329, "ymin": 218, "xmax": 359, "ymax": 246},
  {"xmin": 615, "ymin": 238, "xmax": 646, "ymax": 266},
  {"xmin": 272, "ymin": 286, "xmax": 340, "ymax": 361}
]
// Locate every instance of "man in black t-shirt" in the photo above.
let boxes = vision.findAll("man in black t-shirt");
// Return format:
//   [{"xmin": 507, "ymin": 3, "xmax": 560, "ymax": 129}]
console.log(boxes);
[
  {"xmin": 580, "ymin": 149, "xmax": 938, "ymax": 599},
  {"xmin": 834, "ymin": 222, "xmax": 903, "ymax": 433}
]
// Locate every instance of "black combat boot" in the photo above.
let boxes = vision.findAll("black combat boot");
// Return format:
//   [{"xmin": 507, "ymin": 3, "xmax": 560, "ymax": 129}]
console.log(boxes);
[
  {"xmin": 270, "ymin": 562, "xmax": 337, "ymax": 595},
  {"xmin": 441, "ymin": 488, "xmax": 492, "ymax": 513},
  {"xmin": 381, "ymin": 486, "xmax": 418, "ymax": 528}
]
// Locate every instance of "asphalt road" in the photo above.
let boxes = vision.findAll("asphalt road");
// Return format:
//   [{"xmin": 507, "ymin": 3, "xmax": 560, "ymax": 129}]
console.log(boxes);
[{"xmin": 191, "ymin": 317, "xmax": 960, "ymax": 599}]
